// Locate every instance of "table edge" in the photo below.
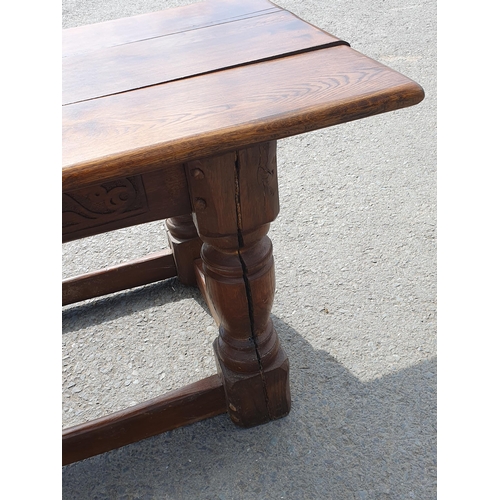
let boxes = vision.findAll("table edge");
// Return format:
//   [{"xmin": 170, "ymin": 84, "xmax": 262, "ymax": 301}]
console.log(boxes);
[{"xmin": 62, "ymin": 80, "xmax": 424, "ymax": 192}]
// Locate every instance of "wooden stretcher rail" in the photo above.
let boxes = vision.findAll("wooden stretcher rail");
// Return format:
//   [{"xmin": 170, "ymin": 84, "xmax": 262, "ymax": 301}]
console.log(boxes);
[
  {"xmin": 62, "ymin": 374, "xmax": 226, "ymax": 465},
  {"xmin": 62, "ymin": 249, "xmax": 177, "ymax": 305}
]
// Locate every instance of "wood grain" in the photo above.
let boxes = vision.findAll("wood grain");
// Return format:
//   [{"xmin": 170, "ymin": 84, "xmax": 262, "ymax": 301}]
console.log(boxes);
[
  {"xmin": 62, "ymin": 0, "xmax": 280, "ymax": 57},
  {"xmin": 63, "ymin": 45, "xmax": 424, "ymax": 192},
  {"xmin": 63, "ymin": 10, "xmax": 342, "ymax": 104},
  {"xmin": 62, "ymin": 374, "xmax": 226, "ymax": 465},
  {"xmin": 61, "ymin": 0, "xmax": 425, "ymax": 461}
]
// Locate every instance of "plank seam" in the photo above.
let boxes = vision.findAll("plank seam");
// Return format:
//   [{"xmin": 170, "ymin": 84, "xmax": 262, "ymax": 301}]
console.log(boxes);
[
  {"xmin": 62, "ymin": 7, "xmax": 281, "ymax": 58},
  {"xmin": 62, "ymin": 40, "xmax": 351, "ymax": 106}
]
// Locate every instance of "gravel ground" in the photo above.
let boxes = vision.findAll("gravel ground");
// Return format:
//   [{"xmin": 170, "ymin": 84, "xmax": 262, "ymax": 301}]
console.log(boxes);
[{"xmin": 62, "ymin": 0, "xmax": 437, "ymax": 498}]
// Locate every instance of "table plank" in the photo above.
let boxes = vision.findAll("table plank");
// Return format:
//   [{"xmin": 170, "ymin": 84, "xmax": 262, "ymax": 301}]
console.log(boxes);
[
  {"xmin": 63, "ymin": 10, "xmax": 343, "ymax": 105},
  {"xmin": 62, "ymin": 45, "xmax": 424, "ymax": 192},
  {"xmin": 62, "ymin": 0, "xmax": 280, "ymax": 57}
]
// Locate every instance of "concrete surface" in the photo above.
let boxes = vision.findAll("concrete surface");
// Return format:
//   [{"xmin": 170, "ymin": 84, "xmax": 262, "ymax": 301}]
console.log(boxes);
[{"xmin": 62, "ymin": 0, "xmax": 436, "ymax": 498}]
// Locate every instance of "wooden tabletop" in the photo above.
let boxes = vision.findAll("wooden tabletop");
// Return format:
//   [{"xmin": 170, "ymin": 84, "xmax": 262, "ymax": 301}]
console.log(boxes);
[{"xmin": 62, "ymin": 0, "xmax": 424, "ymax": 192}]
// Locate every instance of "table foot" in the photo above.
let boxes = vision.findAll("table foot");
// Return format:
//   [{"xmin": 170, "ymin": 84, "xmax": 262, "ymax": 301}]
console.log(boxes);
[{"xmin": 213, "ymin": 328, "xmax": 290, "ymax": 427}]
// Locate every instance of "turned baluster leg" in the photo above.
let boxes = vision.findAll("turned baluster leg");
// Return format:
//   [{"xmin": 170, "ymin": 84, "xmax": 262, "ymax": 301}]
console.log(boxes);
[
  {"xmin": 186, "ymin": 142, "xmax": 291, "ymax": 427},
  {"xmin": 165, "ymin": 214, "xmax": 202, "ymax": 286}
]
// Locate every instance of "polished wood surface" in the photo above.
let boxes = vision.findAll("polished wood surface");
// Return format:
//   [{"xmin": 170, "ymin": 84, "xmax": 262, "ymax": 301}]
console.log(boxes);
[
  {"xmin": 63, "ymin": 45, "xmax": 423, "ymax": 192},
  {"xmin": 62, "ymin": 0, "xmax": 423, "ymax": 192},
  {"xmin": 63, "ymin": 10, "xmax": 343, "ymax": 105},
  {"xmin": 62, "ymin": 0, "xmax": 282, "ymax": 57}
]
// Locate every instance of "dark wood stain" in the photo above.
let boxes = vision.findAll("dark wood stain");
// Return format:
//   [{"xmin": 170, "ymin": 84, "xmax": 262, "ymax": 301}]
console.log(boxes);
[{"xmin": 62, "ymin": 0, "xmax": 424, "ymax": 465}]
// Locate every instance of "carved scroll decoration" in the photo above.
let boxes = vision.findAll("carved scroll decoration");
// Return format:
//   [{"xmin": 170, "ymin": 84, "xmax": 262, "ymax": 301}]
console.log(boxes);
[{"xmin": 62, "ymin": 176, "xmax": 148, "ymax": 234}]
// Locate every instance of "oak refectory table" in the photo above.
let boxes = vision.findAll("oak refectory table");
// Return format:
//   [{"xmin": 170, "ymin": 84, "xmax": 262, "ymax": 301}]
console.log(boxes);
[{"xmin": 62, "ymin": 0, "xmax": 424, "ymax": 465}]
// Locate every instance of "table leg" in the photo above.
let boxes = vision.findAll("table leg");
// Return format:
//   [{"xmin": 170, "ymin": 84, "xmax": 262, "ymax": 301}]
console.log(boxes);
[
  {"xmin": 166, "ymin": 214, "xmax": 202, "ymax": 286},
  {"xmin": 186, "ymin": 142, "xmax": 291, "ymax": 427}
]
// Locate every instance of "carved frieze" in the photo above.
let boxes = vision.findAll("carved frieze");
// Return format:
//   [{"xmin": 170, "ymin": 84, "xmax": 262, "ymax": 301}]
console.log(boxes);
[{"xmin": 62, "ymin": 176, "xmax": 148, "ymax": 235}]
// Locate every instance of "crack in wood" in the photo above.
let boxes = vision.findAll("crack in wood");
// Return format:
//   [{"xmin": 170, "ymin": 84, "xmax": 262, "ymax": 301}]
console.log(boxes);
[
  {"xmin": 233, "ymin": 151, "xmax": 271, "ymax": 416},
  {"xmin": 62, "ymin": 40, "xmax": 350, "ymax": 106}
]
